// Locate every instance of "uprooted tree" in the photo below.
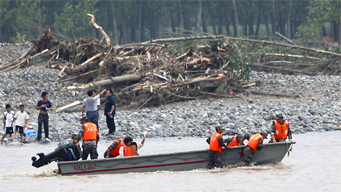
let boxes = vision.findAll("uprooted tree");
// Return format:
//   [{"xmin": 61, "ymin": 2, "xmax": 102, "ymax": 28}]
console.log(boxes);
[{"xmin": 1, "ymin": 14, "xmax": 340, "ymax": 110}]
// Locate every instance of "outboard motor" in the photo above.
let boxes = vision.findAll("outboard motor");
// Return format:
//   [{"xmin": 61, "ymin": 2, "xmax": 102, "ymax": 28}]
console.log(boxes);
[{"xmin": 32, "ymin": 139, "xmax": 81, "ymax": 168}]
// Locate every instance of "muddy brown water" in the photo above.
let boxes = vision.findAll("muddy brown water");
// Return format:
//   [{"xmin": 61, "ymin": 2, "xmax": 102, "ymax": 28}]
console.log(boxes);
[{"xmin": 0, "ymin": 131, "xmax": 340, "ymax": 191}]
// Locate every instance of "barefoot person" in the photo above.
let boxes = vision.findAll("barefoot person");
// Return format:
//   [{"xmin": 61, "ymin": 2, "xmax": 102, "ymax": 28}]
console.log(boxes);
[
  {"xmin": 1, "ymin": 104, "xmax": 15, "ymax": 144},
  {"xmin": 12, "ymin": 104, "xmax": 29, "ymax": 144}
]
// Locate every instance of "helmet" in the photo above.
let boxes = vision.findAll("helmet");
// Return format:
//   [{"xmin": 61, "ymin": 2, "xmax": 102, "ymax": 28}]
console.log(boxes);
[
  {"xmin": 80, "ymin": 117, "xmax": 87, "ymax": 123},
  {"xmin": 260, "ymin": 130, "xmax": 268, "ymax": 139},
  {"xmin": 275, "ymin": 112, "xmax": 283, "ymax": 119},
  {"xmin": 237, "ymin": 133, "xmax": 244, "ymax": 139},
  {"xmin": 71, "ymin": 133, "xmax": 81, "ymax": 139},
  {"xmin": 243, "ymin": 133, "xmax": 251, "ymax": 140},
  {"xmin": 215, "ymin": 125, "xmax": 224, "ymax": 131}
]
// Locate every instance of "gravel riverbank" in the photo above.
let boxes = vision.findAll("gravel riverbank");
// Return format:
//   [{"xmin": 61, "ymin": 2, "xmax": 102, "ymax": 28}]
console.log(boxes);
[{"xmin": 0, "ymin": 43, "xmax": 340, "ymax": 142}]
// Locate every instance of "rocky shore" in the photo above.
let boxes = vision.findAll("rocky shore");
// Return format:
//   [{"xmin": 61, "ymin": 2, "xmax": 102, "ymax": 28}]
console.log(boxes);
[{"xmin": 0, "ymin": 43, "xmax": 340, "ymax": 142}]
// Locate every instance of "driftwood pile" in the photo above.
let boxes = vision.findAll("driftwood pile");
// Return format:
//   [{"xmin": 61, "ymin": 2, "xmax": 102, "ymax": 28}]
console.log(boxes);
[
  {"xmin": 1, "ymin": 14, "xmax": 340, "ymax": 110},
  {"xmin": 1, "ymin": 28, "xmax": 247, "ymax": 110}
]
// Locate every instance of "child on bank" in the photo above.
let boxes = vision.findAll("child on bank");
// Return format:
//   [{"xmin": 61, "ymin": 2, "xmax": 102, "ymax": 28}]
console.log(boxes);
[
  {"xmin": 1, "ymin": 104, "xmax": 15, "ymax": 144},
  {"xmin": 12, "ymin": 104, "xmax": 29, "ymax": 144}
]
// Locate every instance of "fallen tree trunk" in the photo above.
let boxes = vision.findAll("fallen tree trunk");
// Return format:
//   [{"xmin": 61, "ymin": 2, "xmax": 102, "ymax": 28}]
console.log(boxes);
[
  {"xmin": 54, "ymin": 100, "xmax": 82, "ymax": 112},
  {"xmin": 250, "ymin": 63, "xmax": 316, "ymax": 75},
  {"xmin": 275, "ymin": 32, "xmax": 296, "ymax": 45},
  {"xmin": 64, "ymin": 52, "xmax": 103, "ymax": 75},
  {"xmin": 62, "ymin": 73, "xmax": 142, "ymax": 91},
  {"xmin": 250, "ymin": 90, "xmax": 299, "ymax": 98},
  {"xmin": 228, "ymin": 37, "xmax": 341, "ymax": 57},
  {"xmin": 1, "ymin": 49, "xmax": 49, "ymax": 72},
  {"xmin": 263, "ymin": 53, "xmax": 322, "ymax": 60},
  {"xmin": 140, "ymin": 35, "xmax": 226, "ymax": 44}
]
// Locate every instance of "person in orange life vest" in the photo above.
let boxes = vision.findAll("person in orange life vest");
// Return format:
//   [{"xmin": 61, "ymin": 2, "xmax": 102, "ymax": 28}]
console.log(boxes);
[
  {"xmin": 243, "ymin": 130, "xmax": 268, "ymax": 166},
  {"xmin": 206, "ymin": 126, "xmax": 231, "ymax": 169},
  {"xmin": 124, "ymin": 133, "xmax": 148, "ymax": 156},
  {"xmin": 104, "ymin": 136, "xmax": 133, "ymax": 158},
  {"xmin": 225, "ymin": 133, "xmax": 250, "ymax": 147},
  {"xmin": 79, "ymin": 117, "xmax": 99, "ymax": 160},
  {"xmin": 123, "ymin": 142, "xmax": 139, "ymax": 157},
  {"xmin": 270, "ymin": 113, "xmax": 292, "ymax": 143}
]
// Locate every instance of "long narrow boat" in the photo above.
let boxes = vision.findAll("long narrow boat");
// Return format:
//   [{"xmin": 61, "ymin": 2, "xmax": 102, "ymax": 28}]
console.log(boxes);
[{"xmin": 58, "ymin": 141, "xmax": 295, "ymax": 175}]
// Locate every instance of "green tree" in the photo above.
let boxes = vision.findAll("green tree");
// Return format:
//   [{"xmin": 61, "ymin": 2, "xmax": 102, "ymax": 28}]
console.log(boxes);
[
  {"xmin": 54, "ymin": 0, "xmax": 98, "ymax": 39},
  {"xmin": 295, "ymin": 0, "xmax": 339, "ymax": 45}
]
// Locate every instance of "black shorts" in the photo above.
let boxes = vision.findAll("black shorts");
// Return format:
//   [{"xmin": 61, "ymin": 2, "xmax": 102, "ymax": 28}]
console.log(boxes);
[
  {"xmin": 5, "ymin": 127, "xmax": 13, "ymax": 134},
  {"xmin": 15, "ymin": 126, "xmax": 24, "ymax": 134}
]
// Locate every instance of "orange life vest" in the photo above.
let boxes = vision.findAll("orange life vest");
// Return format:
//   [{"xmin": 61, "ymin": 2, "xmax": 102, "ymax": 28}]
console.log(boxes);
[
  {"xmin": 82, "ymin": 122, "xmax": 97, "ymax": 141},
  {"xmin": 209, "ymin": 132, "xmax": 223, "ymax": 152},
  {"xmin": 247, "ymin": 133, "xmax": 263, "ymax": 152},
  {"xmin": 123, "ymin": 144, "xmax": 138, "ymax": 157},
  {"xmin": 273, "ymin": 120, "xmax": 289, "ymax": 140},
  {"xmin": 227, "ymin": 136, "xmax": 241, "ymax": 147},
  {"xmin": 110, "ymin": 139, "xmax": 124, "ymax": 157}
]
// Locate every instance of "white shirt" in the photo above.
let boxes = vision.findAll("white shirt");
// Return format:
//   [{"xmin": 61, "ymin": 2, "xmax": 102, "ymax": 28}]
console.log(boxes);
[
  {"xmin": 14, "ymin": 111, "xmax": 29, "ymax": 127},
  {"xmin": 4, "ymin": 111, "xmax": 14, "ymax": 127},
  {"xmin": 83, "ymin": 95, "xmax": 100, "ymax": 112}
]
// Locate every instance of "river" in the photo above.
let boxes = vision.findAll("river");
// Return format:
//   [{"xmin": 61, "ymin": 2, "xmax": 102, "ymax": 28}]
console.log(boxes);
[{"xmin": 0, "ymin": 131, "xmax": 340, "ymax": 192}]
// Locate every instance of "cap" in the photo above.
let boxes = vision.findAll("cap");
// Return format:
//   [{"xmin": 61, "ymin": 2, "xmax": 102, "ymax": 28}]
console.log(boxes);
[
  {"xmin": 260, "ymin": 130, "xmax": 268, "ymax": 139},
  {"xmin": 80, "ymin": 117, "xmax": 87, "ymax": 123},
  {"xmin": 276, "ymin": 112, "xmax": 283, "ymax": 118}
]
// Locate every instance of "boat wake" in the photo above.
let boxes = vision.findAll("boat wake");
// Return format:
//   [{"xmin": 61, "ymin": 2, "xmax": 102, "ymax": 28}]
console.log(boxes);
[{"xmin": 2, "ymin": 169, "xmax": 59, "ymax": 177}]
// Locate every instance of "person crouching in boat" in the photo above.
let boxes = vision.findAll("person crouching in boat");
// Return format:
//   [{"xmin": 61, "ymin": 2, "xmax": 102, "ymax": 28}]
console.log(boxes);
[
  {"xmin": 243, "ymin": 130, "xmax": 268, "ymax": 166},
  {"xmin": 104, "ymin": 136, "xmax": 133, "ymax": 158},
  {"xmin": 206, "ymin": 126, "xmax": 231, "ymax": 169},
  {"xmin": 80, "ymin": 117, "xmax": 99, "ymax": 160},
  {"xmin": 269, "ymin": 113, "xmax": 292, "ymax": 143},
  {"xmin": 31, "ymin": 134, "xmax": 81, "ymax": 168},
  {"xmin": 225, "ymin": 133, "xmax": 250, "ymax": 147}
]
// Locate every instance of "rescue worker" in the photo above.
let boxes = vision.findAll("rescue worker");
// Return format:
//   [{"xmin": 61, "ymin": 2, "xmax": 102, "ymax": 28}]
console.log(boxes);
[
  {"xmin": 206, "ymin": 126, "xmax": 231, "ymax": 169},
  {"xmin": 270, "ymin": 113, "xmax": 292, "ymax": 143},
  {"xmin": 79, "ymin": 117, "xmax": 98, "ymax": 160},
  {"xmin": 104, "ymin": 136, "xmax": 133, "ymax": 158},
  {"xmin": 225, "ymin": 133, "xmax": 250, "ymax": 147},
  {"xmin": 243, "ymin": 130, "xmax": 268, "ymax": 166},
  {"xmin": 31, "ymin": 133, "xmax": 81, "ymax": 168}
]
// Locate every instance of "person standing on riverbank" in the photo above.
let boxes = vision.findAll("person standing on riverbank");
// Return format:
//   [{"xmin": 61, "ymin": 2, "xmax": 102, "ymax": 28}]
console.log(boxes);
[
  {"xmin": 81, "ymin": 89, "xmax": 106, "ymax": 130},
  {"xmin": 270, "ymin": 113, "xmax": 292, "ymax": 143},
  {"xmin": 206, "ymin": 126, "xmax": 230, "ymax": 169},
  {"xmin": 104, "ymin": 89, "xmax": 116, "ymax": 135},
  {"xmin": 1, "ymin": 104, "xmax": 14, "ymax": 144},
  {"xmin": 12, "ymin": 104, "xmax": 29, "ymax": 144},
  {"xmin": 79, "ymin": 117, "xmax": 98, "ymax": 160},
  {"xmin": 36, "ymin": 92, "xmax": 52, "ymax": 142},
  {"xmin": 243, "ymin": 131, "xmax": 267, "ymax": 166}
]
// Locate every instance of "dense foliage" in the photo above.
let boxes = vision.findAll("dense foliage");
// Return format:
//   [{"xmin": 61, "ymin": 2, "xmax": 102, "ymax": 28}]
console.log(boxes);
[{"xmin": 0, "ymin": 0, "xmax": 340, "ymax": 45}]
